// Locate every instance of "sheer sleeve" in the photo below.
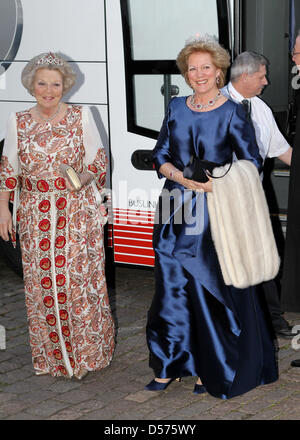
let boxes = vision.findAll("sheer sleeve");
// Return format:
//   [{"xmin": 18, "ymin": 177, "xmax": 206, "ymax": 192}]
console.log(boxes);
[
  {"xmin": 0, "ymin": 112, "xmax": 20, "ymax": 240},
  {"xmin": 0, "ymin": 112, "xmax": 19, "ymax": 193},
  {"xmin": 82, "ymin": 106, "xmax": 107, "ymax": 194},
  {"xmin": 229, "ymin": 104, "xmax": 263, "ymax": 173}
]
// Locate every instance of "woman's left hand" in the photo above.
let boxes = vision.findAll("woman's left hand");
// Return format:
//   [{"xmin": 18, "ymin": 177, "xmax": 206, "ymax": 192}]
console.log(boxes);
[
  {"xmin": 64, "ymin": 172, "xmax": 93, "ymax": 192},
  {"xmin": 188, "ymin": 175, "xmax": 212, "ymax": 193},
  {"xmin": 175, "ymin": 171, "xmax": 212, "ymax": 193},
  {"xmin": 200, "ymin": 176, "xmax": 212, "ymax": 193},
  {"xmin": 79, "ymin": 172, "xmax": 93, "ymax": 187}
]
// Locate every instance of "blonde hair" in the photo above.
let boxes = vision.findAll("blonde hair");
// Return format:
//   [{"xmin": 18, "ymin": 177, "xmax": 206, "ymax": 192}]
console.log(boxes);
[
  {"xmin": 21, "ymin": 52, "xmax": 76, "ymax": 96},
  {"xmin": 176, "ymin": 37, "xmax": 231, "ymax": 88}
]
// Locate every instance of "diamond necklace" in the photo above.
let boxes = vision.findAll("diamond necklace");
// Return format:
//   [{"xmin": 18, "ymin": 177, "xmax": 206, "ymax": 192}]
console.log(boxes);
[
  {"xmin": 35, "ymin": 103, "xmax": 61, "ymax": 122},
  {"xmin": 190, "ymin": 91, "xmax": 221, "ymax": 110}
]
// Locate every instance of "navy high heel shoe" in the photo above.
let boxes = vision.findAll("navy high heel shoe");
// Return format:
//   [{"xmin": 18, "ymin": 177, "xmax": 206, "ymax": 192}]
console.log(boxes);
[
  {"xmin": 193, "ymin": 383, "xmax": 206, "ymax": 394},
  {"xmin": 144, "ymin": 377, "xmax": 181, "ymax": 391}
]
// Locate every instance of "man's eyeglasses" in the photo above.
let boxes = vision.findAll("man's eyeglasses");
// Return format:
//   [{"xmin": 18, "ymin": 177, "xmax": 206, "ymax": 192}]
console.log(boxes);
[{"xmin": 292, "ymin": 51, "xmax": 300, "ymax": 56}]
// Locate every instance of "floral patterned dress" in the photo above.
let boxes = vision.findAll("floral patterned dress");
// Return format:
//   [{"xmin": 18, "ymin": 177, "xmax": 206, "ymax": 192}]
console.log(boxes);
[{"xmin": 0, "ymin": 104, "xmax": 115, "ymax": 377}]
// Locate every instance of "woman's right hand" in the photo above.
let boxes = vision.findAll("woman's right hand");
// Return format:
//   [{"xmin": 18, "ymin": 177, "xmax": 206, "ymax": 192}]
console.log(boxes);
[
  {"xmin": 159, "ymin": 163, "xmax": 211, "ymax": 192},
  {"xmin": 0, "ymin": 202, "xmax": 13, "ymax": 241},
  {"xmin": 177, "ymin": 173, "xmax": 210, "ymax": 193}
]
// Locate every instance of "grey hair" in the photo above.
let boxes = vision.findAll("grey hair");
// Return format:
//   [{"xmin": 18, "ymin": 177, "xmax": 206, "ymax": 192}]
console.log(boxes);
[
  {"xmin": 21, "ymin": 52, "xmax": 76, "ymax": 96},
  {"xmin": 230, "ymin": 51, "xmax": 268, "ymax": 82}
]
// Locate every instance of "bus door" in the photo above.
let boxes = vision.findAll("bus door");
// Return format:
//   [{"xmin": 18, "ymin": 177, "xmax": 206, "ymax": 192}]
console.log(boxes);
[{"xmin": 105, "ymin": 0, "xmax": 233, "ymax": 266}]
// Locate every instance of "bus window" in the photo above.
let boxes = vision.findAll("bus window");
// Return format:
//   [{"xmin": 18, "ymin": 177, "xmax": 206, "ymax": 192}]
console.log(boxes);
[
  {"xmin": 121, "ymin": 0, "xmax": 230, "ymax": 139},
  {"xmin": 134, "ymin": 74, "xmax": 191, "ymax": 133},
  {"xmin": 129, "ymin": 0, "xmax": 219, "ymax": 61}
]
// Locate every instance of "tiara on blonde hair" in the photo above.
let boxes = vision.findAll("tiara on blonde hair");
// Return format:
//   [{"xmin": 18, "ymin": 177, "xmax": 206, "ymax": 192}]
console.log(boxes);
[
  {"xmin": 185, "ymin": 33, "xmax": 219, "ymax": 46},
  {"xmin": 35, "ymin": 52, "xmax": 64, "ymax": 66},
  {"xmin": 22, "ymin": 52, "xmax": 76, "ymax": 96}
]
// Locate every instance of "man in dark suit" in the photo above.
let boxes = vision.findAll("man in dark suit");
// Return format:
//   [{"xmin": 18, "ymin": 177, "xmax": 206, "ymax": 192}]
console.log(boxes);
[
  {"xmin": 221, "ymin": 52, "xmax": 293, "ymax": 339},
  {"xmin": 281, "ymin": 30, "xmax": 300, "ymax": 367}
]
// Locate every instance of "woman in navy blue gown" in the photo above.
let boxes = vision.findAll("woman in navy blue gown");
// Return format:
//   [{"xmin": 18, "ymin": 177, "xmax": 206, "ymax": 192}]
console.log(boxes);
[{"xmin": 145, "ymin": 36, "xmax": 278, "ymax": 399}]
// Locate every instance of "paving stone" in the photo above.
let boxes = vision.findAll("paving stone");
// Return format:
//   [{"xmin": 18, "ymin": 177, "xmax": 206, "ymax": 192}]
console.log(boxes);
[
  {"xmin": 280, "ymin": 370, "xmax": 300, "ymax": 382},
  {"xmin": 45, "ymin": 379, "xmax": 81, "ymax": 394},
  {"xmin": 110, "ymin": 379, "xmax": 146, "ymax": 394},
  {"xmin": 56, "ymin": 389, "xmax": 97, "ymax": 404},
  {"xmin": 77, "ymin": 379, "xmax": 115, "ymax": 395},
  {"xmin": 22, "ymin": 375, "xmax": 57, "ymax": 389},
  {"xmin": 0, "ymin": 399, "xmax": 31, "ymax": 417},
  {"xmin": 0, "ymin": 370, "xmax": 32, "ymax": 385},
  {"xmin": 17, "ymin": 390, "xmax": 57, "ymax": 404},
  {"xmin": 0, "ymin": 392, "xmax": 17, "ymax": 403},
  {"xmin": 98, "ymin": 398, "xmax": 139, "ymax": 418},
  {"xmin": 1, "ymin": 254, "xmax": 300, "ymax": 420},
  {"xmin": 125, "ymin": 390, "xmax": 156, "ymax": 403},
  {"xmin": 113, "ymin": 411, "xmax": 147, "ymax": 420},
  {"xmin": 263, "ymin": 386, "xmax": 294, "ymax": 402},
  {"xmin": 0, "ymin": 351, "xmax": 13, "ymax": 362},
  {"xmin": 5, "ymin": 412, "xmax": 45, "ymax": 420},
  {"xmin": 24, "ymin": 399, "xmax": 69, "ymax": 417},
  {"xmin": 239, "ymin": 397, "xmax": 275, "ymax": 415},
  {"xmin": 204, "ymin": 401, "xmax": 241, "ymax": 418},
  {"xmin": 0, "ymin": 360, "xmax": 22, "ymax": 374},
  {"xmin": 248, "ymin": 406, "xmax": 283, "ymax": 420},
  {"xmin": 47, "ymin": 408, "xmax": 83, "ymax": 420},
  {"xmin": 145, "ymin": 406, "xmax": 182, "ymax": 420},
  {"xmin": 0, "ymin": 381, "xmax": 36, "ymax": 394},
  {"xmin": 78, "ymin": 407, "xmax": 117, "ymax": 420},
  {"xmin": 72, "ymin": 398, "xmax": 106, "ymax": 414},
  {"xmin": 216, "ymin": 410, "xmax": 251, "ymax": 420},
  {"xmin": 163, "ymin": 400, "xmax": 217, "ymax": 419},
  {"xmin": 94, "ymin": 388, "xmax": 129, "ymax": 404}
]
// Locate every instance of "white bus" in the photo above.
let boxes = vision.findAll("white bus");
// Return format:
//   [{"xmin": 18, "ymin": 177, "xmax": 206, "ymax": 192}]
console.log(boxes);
[{"xmin": 0, "ymin": 0, "xmax": 297, "ymax": 273}]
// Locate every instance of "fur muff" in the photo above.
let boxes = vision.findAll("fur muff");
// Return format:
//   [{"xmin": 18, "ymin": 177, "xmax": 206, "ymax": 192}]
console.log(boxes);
[{"xmin": 207, "ymin": 160, "xmax": 280, "ymax": 288}]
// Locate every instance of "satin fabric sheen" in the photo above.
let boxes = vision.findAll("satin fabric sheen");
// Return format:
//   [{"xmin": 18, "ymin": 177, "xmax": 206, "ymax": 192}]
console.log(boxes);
[{"xmin": 146, "ymin": 97, "xmax": 278, "ymax": 399}]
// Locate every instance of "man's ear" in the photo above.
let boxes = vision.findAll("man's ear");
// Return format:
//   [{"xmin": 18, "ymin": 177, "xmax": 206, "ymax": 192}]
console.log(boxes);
[{"xmin": 241, "ymin": 72, "xmax": 249, "ymax": 82}]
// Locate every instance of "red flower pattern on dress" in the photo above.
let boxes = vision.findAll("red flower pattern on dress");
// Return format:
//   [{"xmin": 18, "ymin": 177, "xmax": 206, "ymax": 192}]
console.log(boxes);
[
  {"xmin": 37, "ymin": 180, "xmax": 49, "ymax": 192},
  {"xmin": 5, "ymin": 177, "xmax": 17, "ymax": 189},
  {"xmin": 39, "ymin": 199, "xmax": 51, "ymax": 213},
  {"xmin": 0, "ymin": 156, "xmax": 16, "ymax": 190},
  {"xmin": 56, "ymin": 216, "xmax": 66, "ymax": 229}
]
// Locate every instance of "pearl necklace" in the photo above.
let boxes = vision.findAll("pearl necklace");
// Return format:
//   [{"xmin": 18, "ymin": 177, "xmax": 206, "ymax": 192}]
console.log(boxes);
[
  {"xmin": 190, "ymin": 91, "xmax": 221, "ymax": 110},
  {"xmin": 35, "ymin": 103, "xmax": 61, "ymax": 122}
]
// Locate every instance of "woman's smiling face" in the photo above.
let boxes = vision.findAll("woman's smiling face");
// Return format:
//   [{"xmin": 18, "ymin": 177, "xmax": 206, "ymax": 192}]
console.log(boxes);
[
  {"xmin": 33, "ymin": 68, "xmax": 63, "ymax": 111},
  {"xmin": 187, "ymin": 51, "xmax": 220, "ymax": 95}
]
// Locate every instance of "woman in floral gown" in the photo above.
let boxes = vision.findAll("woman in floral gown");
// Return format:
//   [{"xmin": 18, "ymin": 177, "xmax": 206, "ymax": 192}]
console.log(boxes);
[{"xmin": 0, "ymin": 52, "xmax": 115, "ymax": 379}]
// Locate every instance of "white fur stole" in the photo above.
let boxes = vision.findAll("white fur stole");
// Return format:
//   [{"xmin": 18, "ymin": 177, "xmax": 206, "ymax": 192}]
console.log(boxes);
[{"xmin": 207, "ymin": 160, "xmax": 280, "ymax": 289}]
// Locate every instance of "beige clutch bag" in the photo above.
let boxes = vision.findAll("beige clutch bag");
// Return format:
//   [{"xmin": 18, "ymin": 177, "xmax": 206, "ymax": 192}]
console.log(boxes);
[{"xmin": 60, "ymin": 164, "xmax": 82, "ymax": 190}]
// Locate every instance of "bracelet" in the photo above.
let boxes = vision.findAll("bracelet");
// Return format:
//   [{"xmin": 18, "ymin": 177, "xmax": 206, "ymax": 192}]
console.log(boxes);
[
  {"xmin": 169, "ymin": 169, "xmax": 179, "ymax": 180},
  {"xmin": 0, "ymin": 198, "xmax": 9, "ymax": 201}
]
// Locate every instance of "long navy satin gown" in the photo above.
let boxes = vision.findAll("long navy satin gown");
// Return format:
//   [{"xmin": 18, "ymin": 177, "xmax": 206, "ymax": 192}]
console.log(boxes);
[{"xmin": 146, "ymin": 97, "xmax": 278, "ymax": 399}]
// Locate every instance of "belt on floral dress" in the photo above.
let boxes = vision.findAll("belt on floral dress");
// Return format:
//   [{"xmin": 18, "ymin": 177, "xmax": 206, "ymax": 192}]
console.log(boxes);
[{"xmin": 20, "ymin": 176, "xmax": 68, "ymax": 193}]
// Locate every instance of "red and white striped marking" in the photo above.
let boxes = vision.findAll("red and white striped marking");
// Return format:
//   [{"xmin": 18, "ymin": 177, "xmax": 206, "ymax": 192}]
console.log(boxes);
[{"xmin": 110, "ymin": 209, "xmax": 155, "ymax": 266}]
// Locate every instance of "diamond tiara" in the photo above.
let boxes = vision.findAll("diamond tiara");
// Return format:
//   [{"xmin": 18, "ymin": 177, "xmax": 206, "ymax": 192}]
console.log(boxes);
[
  {"xmin": 185, "ymin": 33, "xmax": 218, "ymax": 46},
  {"xmin": 35, "ymin": 52, "xmax": 64, "ymax": 67}
]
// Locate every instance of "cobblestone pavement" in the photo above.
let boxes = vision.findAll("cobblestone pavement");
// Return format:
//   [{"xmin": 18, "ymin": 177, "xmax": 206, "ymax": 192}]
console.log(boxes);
[{"xmin": 0, "ymin": 253, "xmax": 300, "ymax": 422}]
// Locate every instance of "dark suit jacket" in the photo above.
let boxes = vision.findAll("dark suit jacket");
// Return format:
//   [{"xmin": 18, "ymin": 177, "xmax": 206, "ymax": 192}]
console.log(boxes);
[{"xmin": 281, "ymin": 94, "xmax": 300, "ymax": 311}]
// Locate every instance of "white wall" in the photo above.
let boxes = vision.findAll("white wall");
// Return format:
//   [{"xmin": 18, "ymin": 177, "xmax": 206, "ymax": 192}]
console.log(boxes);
[{"xmin": 0, "ymin": 0, "xmax": 108, "ymax": 143}]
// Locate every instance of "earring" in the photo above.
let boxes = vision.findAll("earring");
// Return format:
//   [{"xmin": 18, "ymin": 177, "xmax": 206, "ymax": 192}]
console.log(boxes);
[{"xmin": 216, "ymin": 76, "xmax": 220, "ymax": 85}]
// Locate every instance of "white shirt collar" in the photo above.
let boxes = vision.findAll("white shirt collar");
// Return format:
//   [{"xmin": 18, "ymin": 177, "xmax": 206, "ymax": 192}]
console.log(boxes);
[{"xmin": 227, "ymin": 82, "xmax": 250, "ymax": 103}]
